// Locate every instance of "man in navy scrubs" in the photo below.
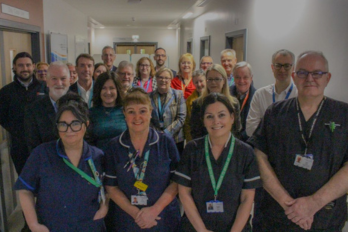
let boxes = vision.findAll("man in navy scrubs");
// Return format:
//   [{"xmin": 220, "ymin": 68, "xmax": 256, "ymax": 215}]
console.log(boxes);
[{"xmin": 249, "ymin": 51, "xmax": 348, "ymax": 231}]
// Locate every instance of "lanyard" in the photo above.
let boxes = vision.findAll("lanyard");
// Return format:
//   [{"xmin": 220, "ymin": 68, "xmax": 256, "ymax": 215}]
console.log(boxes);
[
  {"xmin": 132, "ymin": 150, "xmax": 150, "ymax": 182},
  {"xmin": 204, "ymin": 134, "xmax": 235, "ymax": 200},
  {"xmin": 272, "ymin": 83, "xmax": 293, "ymax": 103},
  {"xmin": 157, "ymin": 94, "xmax": 174, "ymax": 121},
  {"xmin": 240, "ymin": 91, "xmax": 250, "ymax": 112},
  {"xmin": 140, "ymin": 78, "xmax": 151, "ymax": 92},
  {"xmin": 56, "ymin": 140, "xmax": 101, "ymax": 188},
  {"xmin": 295, "ymin": 97, "xmax": 325, "ymax": 155},
  {"xmin": 228, "ymin": 74, "xmax": 234, "ymax": 87},
  {"xmin": 77, "ymin": 82, "xmax": 94, "ymax": 108}
]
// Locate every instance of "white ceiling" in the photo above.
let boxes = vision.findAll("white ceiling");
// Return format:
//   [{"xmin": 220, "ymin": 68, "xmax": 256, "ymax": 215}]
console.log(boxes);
[{"xmin": 62, "ymin": 0, "xmax": 211, "ymax": 28}]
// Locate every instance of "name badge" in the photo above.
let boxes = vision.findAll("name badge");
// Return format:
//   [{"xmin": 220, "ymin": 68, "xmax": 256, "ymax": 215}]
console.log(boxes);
[
  {"xmin": 134, "ymin": 181, "xmax": 148, "ymax": 192},
  {"xmin": 206, "ymin": 200, "xmax": 224, "ymax": 213},
  {"xmin": 131, "ymin": 195, "xmax": 148, "ymax": 205},
  {"xmin": 294, "ymin": 154, "xmax": 314, "ymax": 170}
]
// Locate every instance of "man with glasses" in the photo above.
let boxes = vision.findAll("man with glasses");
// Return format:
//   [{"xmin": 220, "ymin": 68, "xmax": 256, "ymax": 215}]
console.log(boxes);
[
  {"xmin": 154, "ymin": 47, "xmax": 176, "ymax": 77},
  {"xmin": 229, "ymin": 62, "xmax": 256, "ymax": 142},
  {"xmin": 248, "ymin": 51, "xmax": 348, "ymax": 231},
  {"xmin": 200, "ymin": 56, "xmax": 213, "ymax": 71},
  {"xmin": 25, "ymin": 61, "xmax": 70, "ymax": 153},
  {"xmin": 101, "ymin": 46, "xmax": 117, "ymax": 72},
  {"xmin": 116, "ymin": 60, "xmax": 135, "ymax": 98},
  {"xmin": 246, "ymin": 49, "xmax": 297, "ymax": 137}
]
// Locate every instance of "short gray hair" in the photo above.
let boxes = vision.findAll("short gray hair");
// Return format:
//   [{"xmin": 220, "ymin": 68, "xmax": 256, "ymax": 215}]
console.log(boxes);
[
  {"xmin": 233, "ymin": 61, "xmax": 253, "ymax": 77},
  {"xmin": 200, "ymin": 56, "xmax": 213, "ymax": 64},
  {"xmin": 192, "ymin": 69, "xmax": 206, "ymax": 79},
  {"xmin": 117, "ymin": 60, "xmax": 134, "ymax": 76},
  {"xmin": 296, "ymin": 51, "xmax": 329, "ymax": 71},
  {"xmin": 102, "ymin": 46, "xmax": 115, "ymax": 54},
  {"xmin": 47, "ymin": 61, "xmax": 70, "ymax": 79},
  {"xmin": 220, "ymin": 49, "xmax": 236, "ymax": 59},
  {"xmin": 272, "ymin": 49, "xmax": 295, "ymax": 64}
]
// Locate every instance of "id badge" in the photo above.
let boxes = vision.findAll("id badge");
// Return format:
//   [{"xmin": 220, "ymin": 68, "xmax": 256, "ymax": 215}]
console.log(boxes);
[
  {"xmin": 206, "ymin": 200, "xmax": 224, "ymax": 213},
  {"xmin": 294, "ymin": 154, "xmax": 314, "ymax": 170},
  {"xmin": 131, "ymin": 195, "xmax": 148, "ymax": 205}
]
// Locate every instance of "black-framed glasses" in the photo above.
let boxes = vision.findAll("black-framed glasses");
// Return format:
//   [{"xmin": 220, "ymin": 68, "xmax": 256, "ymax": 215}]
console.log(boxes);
[
  {"xmin": 207, "ymin": 78, "xmax": 223, "ymax": 82},
  {"xmin": 56, "ymin": 120, "xmax": 83, "ymax": 132},
  {"xmin": 274, "ymin": 63, "xmax": 292, "ymax": 70},
  {"xmin": 295, "ymin": 70, "xmax": 328, "ymax": 79},
  {"xmin": 157, "ymin": 76, "xmax": 171, "ymax": 81}
]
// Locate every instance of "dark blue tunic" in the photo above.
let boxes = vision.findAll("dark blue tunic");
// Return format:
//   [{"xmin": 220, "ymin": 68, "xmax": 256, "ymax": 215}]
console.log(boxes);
[
  {"xmin": 14, "ymin": 140, "xmax": 105, "ymax": 232},
  {"xmin": 104, "ymin": 128, "xmax": 181, "ymax": 231}
]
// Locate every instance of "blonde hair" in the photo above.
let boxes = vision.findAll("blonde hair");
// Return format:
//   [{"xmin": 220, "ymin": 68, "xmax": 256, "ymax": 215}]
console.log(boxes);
[
  {"xmin": 123, "ymin": 87, "xmax": 153, "ymax": 110},
  {"xmin": 178, "ymin": 53, "xmax": 196, "ymax": 76},
  {"xmin": 136, "ymin": 57, "xmax": 156, "ymax": 77},
  {"xmin": 36, "ymin": 62, "xmax": 49, "ymax": 70},
  {"xmin": 199, "ymin": 64, "xmax": 238, "ymax": 105},
  {"xmin": 155, "ymin": 67, "xmax": 173, "ymax": 79}
]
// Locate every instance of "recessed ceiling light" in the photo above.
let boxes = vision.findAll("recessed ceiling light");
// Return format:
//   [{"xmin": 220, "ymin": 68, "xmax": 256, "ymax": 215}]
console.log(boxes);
[{"xmin": 183, "ymin": 12, "xmax": 193, "ymax": 19}]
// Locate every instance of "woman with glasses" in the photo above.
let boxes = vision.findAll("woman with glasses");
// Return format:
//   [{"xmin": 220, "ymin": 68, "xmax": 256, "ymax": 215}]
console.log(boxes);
[
  {"xmin": 150, "ymin": 68, "xmax": 186, "ymax": 154},
  {"xmin": 174, "ymin": 93, "xmax": 261, "ymax": 232},
  {"xmin": 93, "ymin": 63, "xmax": 108, "ymax": 81},
  {"xmin": 184, "ymin": 69, "xmax": 206, "ymax": 142},
  {"xmin": 190, "ymin": 64, "xmax": 241, "ymax": 140},
  {"xmin": 171, "ymin": 53, "xmax": 196, "ymax": 99},
  {"xmin": 87, "ymin": 72, "xmax": 127, "ymax": 151},
  {"xmin": 133, "ymin": 57, "xmax": 157, "ymax": 93},
  {"xmin": 104, "ymin": 87, "xmax": 181, "ymax": 231},
  {"xmin": 14, "ymin": 92, "xmax": 107, "ymax": 231}
]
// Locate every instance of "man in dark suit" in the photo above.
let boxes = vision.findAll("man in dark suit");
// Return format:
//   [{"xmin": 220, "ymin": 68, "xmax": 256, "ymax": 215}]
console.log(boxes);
[
  {"xmin": 102, "ymin": 46, "xmax": 117, "ymax": 72},
  {"xmin": 25, "ymin": 61, "xmax": 70, "ymax": 153},
  {"xmin": 229, "ymin": 61, "xmax": 256, "ymax": 142}
]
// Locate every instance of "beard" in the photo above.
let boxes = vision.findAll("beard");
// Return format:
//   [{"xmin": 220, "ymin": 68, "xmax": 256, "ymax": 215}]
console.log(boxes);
[
  {"xmin": 16, "ymin": 71, "xmax": 33, "ymax": 82},
  {"xmin": 49, "ymin": 87, "xmax": 69, "ymax": 100}
]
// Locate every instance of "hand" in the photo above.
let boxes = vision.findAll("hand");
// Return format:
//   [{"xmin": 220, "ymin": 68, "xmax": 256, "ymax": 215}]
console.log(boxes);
[
  {"xmin": 285, "ymin": 197, "xmax": 318, "ymax": 225},
  {"xmin": 93, "ymin": 203, "xmax": 108, "ymax": 220},
  {"xmin": 296, "ymin": 216, "xmax": 314, "ymax": 231},
  {"xmin": 135, "ymin": 206, "xmax": 161, "ymax": 229},
  {"xmin": 29, "ymin": 223, "xmax": 50, "ymax": 232}
]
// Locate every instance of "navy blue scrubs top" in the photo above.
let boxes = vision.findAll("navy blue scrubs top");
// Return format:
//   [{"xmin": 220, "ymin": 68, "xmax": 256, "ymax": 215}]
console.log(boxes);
[
  {"xmin": 104, "ymin": 128, "xmax": 181, "ymax": 232},
  {"xmin": 14, "ymin": 140, "xmax": 105, "ymax": 232}
]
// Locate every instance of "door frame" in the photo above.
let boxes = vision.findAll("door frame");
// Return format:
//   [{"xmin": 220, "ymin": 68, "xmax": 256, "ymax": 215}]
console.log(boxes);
[
  {"xmin": 200, "ymin": 35, "xmax": 211, "ymax": 58},
  {"xmin": 113, "ymin": 42, "xmax": 158, "ymax": 54},
  {"xmin": 225, "ymin": 29, "xmax": 247, "ymax": 61}
]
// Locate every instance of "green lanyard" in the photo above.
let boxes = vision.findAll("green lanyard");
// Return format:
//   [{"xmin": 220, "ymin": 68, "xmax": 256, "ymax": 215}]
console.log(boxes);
[
  {"xmin": 133, "ymin": 150, "xmax": 150, "ymax": 181},
  {"xmin": 204, "ymin": 134, "xmax": 235, "ymax": 200}
]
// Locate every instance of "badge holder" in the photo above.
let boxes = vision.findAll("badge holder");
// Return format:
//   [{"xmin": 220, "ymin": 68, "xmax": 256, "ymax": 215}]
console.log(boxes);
[
  {"xmin": 131, "ymin": 181, "xmax": 149, "ymax": 206},
  {"xmin": 206, "ymin": 196, "xmax": 224, "ymax": 213},
  {"xmin": 294, "ymin": 154, "xmax": 314, "ymax": 170}
]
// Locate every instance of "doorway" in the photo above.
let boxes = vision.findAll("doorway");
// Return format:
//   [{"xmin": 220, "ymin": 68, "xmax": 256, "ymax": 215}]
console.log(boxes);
[
  {"xmin": 200, "ymin": 36, "xmax": 211, "ymax": 59},
  {"xmin": 225, "ymin": 29, "xmax": 247, "ymax": 61},
  {"xmin": 114, "ymin": 42, "xmax": 157, "ymax": 55}
]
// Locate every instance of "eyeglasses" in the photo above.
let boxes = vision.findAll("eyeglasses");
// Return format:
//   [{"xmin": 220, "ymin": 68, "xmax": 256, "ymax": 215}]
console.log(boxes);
[
  {"xmin": 140, "ymin": 64, "xmax": 150, "ymax": 68},
  {"xmin": 201, "ymin": 62, "xmax": 212, "ymax": 66},
  {"xmin": 274, "ymin": 63, "xmax": 293, "ymax": 70},
  {"xmin": 37, "ymin": 70, "xmax": 47, "ymax": 74},
  {"xmin": 295, "ymin": 70, "xmax": 328, "ymax": 79},
  {"xmin": 119, "ymin": 72, "xmax": 134, "ymax": 77},
  {"xmin": 181, "ymin": 61, "xmax": 192, "ymax": 65},
  {"xmin": 155, "ymin": 54, "xmax": 166, "ymax": 58},
  {"xmin": 207, "ymin": 78, "xmax": 223, "ymax": 82},
  {"xmin": 57, "ymin": 120, "xmax": 83, "ymax": 132},
  {"xmin": 157, "ymin": 76, "xmax": 172, "ymax": 81}
]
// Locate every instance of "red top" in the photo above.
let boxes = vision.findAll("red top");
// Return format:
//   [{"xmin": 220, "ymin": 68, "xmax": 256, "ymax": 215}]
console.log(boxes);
[{"xmin": 171, "ymin": 76, "xmax": 196, "ymax": 99}]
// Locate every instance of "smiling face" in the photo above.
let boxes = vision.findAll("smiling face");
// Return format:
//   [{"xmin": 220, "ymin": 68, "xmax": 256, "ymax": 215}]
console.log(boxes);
[
  {"xmin": 203, "ymin": 101, "xmax": 234, "ymax": 139},
  {"xmin": 154, "ymin": 49, "xmax": 167, "ymax": 67},
  {"xmin": 221, "ymin": 52, "xmax": 237, "ymax": 76},
  {"xmin": 68, "ymin": 65, "xmax": 78, "ymax": 84},
  {"xmin": 139, "ymin": 59, "xmax": 151, "ymax": 77},
  {"xmin": 192, "ymin": 74, "xmax": 206, "ymax": 94},
  {"xmin": 36, "ymin": 64, "xmax": 49, "ymax": 81},
  {"xmin": 13, "ymin": 57, "xmax": 35, "ymax": 83},
  {"xmin": 200, "ymin": 57, "xmax": 213, "ymax": 71},
  {"xmin": 234, "ymin": 66, "xmax": 253, "ymax": 94},
  {"xmin": 76, "ymin": 57, "xmax": 94, "ymax": 82},
  {"xmin": 101, "ymin": 79, "xmax": 117, "ymax": 107},
  {"xmin": 180, "ymin": 58, "xmax": 193, "ymax": 76},
  {"xmin": 156, "ymin": 70, "xmax": 172, "ymax": 94},
  {"xmin": 292, "ymin": 53, "xmax": 331, "ymax": 99},
  {"xmin": 117, "ymin": 66, "xmax": 134, "ymax": 90},
  {"xmin": 58, "ymin": 110, "xmax": 87, "ymax": 147},
  {"xmin": 206, "ymin": 70, "xmax": 225, "ymax": 93},
  {"xmin": 47, "ymin": 65, "xmax": 70, "ymax": 101},
  {"xmin": 101, "ymin": 48, "xmax": 116, "ymax": 69},
  {"xmin": 124, "ymin": 103, "xmax": 151, "ymax": 134},
  {"xmin": 272, "ymin": 54, "xmax": 294, "ymax": 82}
]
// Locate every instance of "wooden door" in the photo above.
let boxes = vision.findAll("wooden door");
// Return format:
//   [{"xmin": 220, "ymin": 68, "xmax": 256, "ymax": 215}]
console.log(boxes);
[
  {"xmin": 116, "ymin": 45, "xmax": 135, "ymax": 55},
  {"xmin": 136, "ymin": 45, "xmax": 156, "ymax": 54},
  {"xmin": 232, "ymin": 36, "xmax": 244, "ymax": 62}
]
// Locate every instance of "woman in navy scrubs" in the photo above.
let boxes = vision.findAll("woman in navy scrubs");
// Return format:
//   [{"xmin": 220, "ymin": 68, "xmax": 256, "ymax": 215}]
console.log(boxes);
[
  {"xmin": 104, "ymin": 87, "xmax": 181, "ymax": 231},
  {"xmin": 15, "ymin": 93, "xmax": 107, "ymax": 232},
  {"xmin": 174, "ymin": 93, "xmax": 261, "ymax": 232}
]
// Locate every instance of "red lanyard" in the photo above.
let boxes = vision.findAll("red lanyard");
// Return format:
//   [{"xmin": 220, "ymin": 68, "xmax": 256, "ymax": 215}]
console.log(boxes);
[{"xmin": 240, "ymin": 91, "xmax": 250, "ymax": 112}]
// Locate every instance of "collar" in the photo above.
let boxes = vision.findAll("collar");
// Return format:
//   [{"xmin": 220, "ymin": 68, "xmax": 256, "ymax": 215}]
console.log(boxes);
[
  {"xmin": 77, "ymin": 81, "xmax": 93, "ymax": 93},
  {"xmin": 119, "ymin": 128, "xmax": 159, "ymax": 149},
  {"xmin": 56, "ymin": 139, "xmax": 92, "ymax": 161},
  {"xmin": 237, "ymin": 90, "xmax": 248, "ymax": 100},
  {"xmin": 208, "ymin": 132, "xmax": 232, "ymax": 148},
  {"xmin": 49, "ymin": 97, "xmax": 58, "ymax": 112},
  {"xmin": 228, "ymin": 73, "xmax": 233, "ymax": 80},
  {"xmin": 273, "ymin": 81, "xmax": 294, "ymax": 95},
  {"xmin": 16, "ymin": 75, "xmax": 34, "ymax": 88}
]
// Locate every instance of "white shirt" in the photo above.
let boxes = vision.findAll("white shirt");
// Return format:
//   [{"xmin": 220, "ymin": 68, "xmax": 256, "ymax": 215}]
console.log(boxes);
[
  {"xmin": 246, "ymin": 82, "xmax": 298, "ymax": 137},
  {"xmin": 77, "ymin": 81, "xmax": 93, "ymax": 108}
]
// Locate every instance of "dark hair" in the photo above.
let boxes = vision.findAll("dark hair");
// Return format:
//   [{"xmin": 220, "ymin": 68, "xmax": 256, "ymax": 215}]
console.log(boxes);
[
  {"xmin": 154, "ymin": 47, "xmax": 166, "ymax": 54},
  {"xmin": 92, "ymin": 71, "xmax": 122, "ymax": 107},
  {"xmin": 123, "ymin": 87, "xmax": 152, "ymax": 110},
  {"xmin": 13, "ymin": 52, "xmax": 33, "ymax": 65},
  {"xmin": 75, "ymin": 53, "xmax": 95, "ymax": 67},
  {"xmin": 201, "ymin": 93, "xmax": 235, "ymax": 119},
  {"xmin": 56, "ymin": 92, "xmax": 89, "ymax": 129},
  {"xmin": 93, "ymin": 63, "xmax": 108, "ymax": 79}
]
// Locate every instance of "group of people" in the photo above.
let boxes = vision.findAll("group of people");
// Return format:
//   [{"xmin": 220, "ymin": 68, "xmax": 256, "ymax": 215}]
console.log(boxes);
[{"xmin": 0, "ymin": 45, "xmax": 347, "ymax": 232}]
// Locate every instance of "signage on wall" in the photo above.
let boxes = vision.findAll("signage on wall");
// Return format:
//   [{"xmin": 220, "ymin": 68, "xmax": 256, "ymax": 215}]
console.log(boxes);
[
  {"xmin": 1, "ymin": 4, "xmax": 29, "ymax": 19},
  {"xmin": 47, "ymin": 32, "xmax": 68, "ymax": 63}
]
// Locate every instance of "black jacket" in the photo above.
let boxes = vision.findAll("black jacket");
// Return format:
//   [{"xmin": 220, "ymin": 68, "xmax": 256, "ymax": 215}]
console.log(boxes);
[
  {"xmin": 0, "ymin": 76, "xmax": 47, "ymax": 174},
  {"xmin": 24, "ymin": 95, "xmax": 58, "ymax": 153}
]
